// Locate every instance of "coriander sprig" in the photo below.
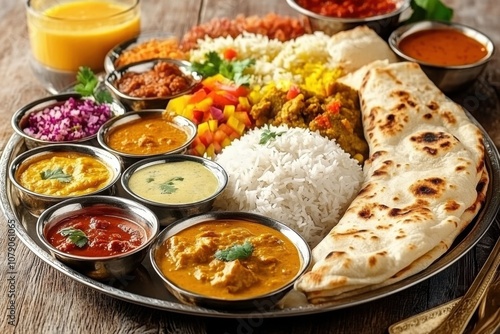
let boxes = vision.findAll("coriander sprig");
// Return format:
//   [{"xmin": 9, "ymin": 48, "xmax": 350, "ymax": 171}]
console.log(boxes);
[
  {"xmin": 74, "ymin": 66, "xmax": 113, "ymax": 104},
  {"xmin": 159, "ymin": 177, "xmax": 184, "ymax": 194},
  {"xmin": 215, "ymin": 241, "xmax": 254, "ymax": 262},
  {"xmin": 59, "ymin": 227, "xmax": 88, "ymax": 248},
  {"xmin": 190, "ymin": 51, "xmax": 255, "ymax": 86},
  {"xmin": 40, "ymin": 168, "xmax": 72, "ymax": 183},
  {"xmin": 259, "ymin": 126, "xmax": 286, "ymax": 145}
]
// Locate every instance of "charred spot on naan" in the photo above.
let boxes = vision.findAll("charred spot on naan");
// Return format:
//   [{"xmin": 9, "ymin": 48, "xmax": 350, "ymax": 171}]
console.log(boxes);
[
  {"xmin": 388, "ymin": 200, "xmax": 433, "ymax": 222},
  {"xmin": 368, "ymin": 250, "xmax": 390, "ymax": 268},
  {"xmin": 410, "ymin": 131, "xmax": 458, "ymax": 156},
  {"xmin": 409, "ymin": 177, "xmax": 446, "ymax": 198},
  {"xmin": 440, "ymin": 110, "xmax": 458, "ymax": 125},
  {"xmin": 463, "ymin": 168, "xmax": 489, "ymax": 218},
  {"xmin": 427, "ymin": 101, "xmax": 439, "ymax": 111}
]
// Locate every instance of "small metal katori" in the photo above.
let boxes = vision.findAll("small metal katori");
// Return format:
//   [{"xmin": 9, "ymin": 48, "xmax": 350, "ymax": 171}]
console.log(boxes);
[
  {"xmin": 149, "ymin": 211, "xmax": 312, "ymax": 310},
  {"xmin": 286, "ymin": 0, "xmax": 410, "ymax": 38},
  {"xmin": 36, "ymin": 195, "xmax": 160, "ymax": 281},
  {"xmin": 388, "ymin": 20, "xmax": 496, "ymax": 93},
  {"xmin": 104, "ymin": 58, "xmax": 202, "ymax": 111}
]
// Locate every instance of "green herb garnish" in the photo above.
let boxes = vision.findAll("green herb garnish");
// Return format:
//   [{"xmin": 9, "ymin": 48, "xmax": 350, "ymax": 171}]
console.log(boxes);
[
  {"xmin": 74, "ymin": 66, "xmax": 113, "ymax": 104},
  {"xmin": 190, "ymin": 51, "xmax": 255, "ymax": 86},
  {"xmin": 59, "ymin": 227, "xmax": 88, "ymax": 248},
  {"xmin": 159, "ymin": 176, "xmax": 184, "ymax": 194},
  {"xmin": 259, "ymin": 126, "xmax": 286, "ymax": 145},
  {"xmin": 40, "ymin": 168, "xmax": 72, "ymax": 183},
  {"xmin": 215, "ymin": 241, "xmax": 254, "ymax": 262},
  {"xmin": 406, "ymin": 0, "xmax": 454, "ymax": 23}
]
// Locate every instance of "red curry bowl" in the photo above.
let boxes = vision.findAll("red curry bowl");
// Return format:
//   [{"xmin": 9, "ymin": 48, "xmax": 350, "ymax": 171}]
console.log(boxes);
[{"xmin": 36, "ymin": 195, "xmax": 160, "ymax": 281}]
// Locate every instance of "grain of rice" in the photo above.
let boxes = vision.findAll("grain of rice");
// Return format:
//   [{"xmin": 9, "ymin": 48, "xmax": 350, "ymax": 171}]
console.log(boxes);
[{"xmin": 213, "ymin": 125, "xmax": 363, "ymax": 247}]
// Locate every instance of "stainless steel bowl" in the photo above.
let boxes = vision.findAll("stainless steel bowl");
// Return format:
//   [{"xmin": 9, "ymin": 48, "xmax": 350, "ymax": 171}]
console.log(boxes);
[
  {"xmin": 149, "ymin": 211, "xmax": 312, "ymax": 310},
  {"xmin": 36, "ymin": 195, "xmax": 159, "ymax": 280},
  {"xmin": 104, "ymin": 58, "xmax": 202, "ymax": 111},
  {"xmin": 9, "ymin": 144, "xmax": 123, "ymax": 217},
  {"xmin": 11, "ymin": 93, "xmax": 126, "ymax": 150},
  {"xmin": 388, "ymin": 20, "xmax": 495, "ymax": 93},
  {"xmin": 286, "ymin": 0, "xmax": 410, "ymax": 37},
  {"xmin": 121, "ymin": 154, "xmax": 228, "ymax": 226},
  {"xmin": 104, "ymin": 32, "xmax": 185, "ymax": 73},
  {"xmin": 97, "ymin": 109, "xmax": 197, "ymax": 168}
]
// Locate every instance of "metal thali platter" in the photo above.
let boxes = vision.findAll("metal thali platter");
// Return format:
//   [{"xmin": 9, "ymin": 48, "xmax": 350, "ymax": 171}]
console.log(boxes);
[{"xmin": 1, "ymin": 117, "xmax": 499, "ymax": 318}]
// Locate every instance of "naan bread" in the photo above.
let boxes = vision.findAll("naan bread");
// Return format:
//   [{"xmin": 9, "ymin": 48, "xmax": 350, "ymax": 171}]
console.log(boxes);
[
  {"xmin": 294, "ymin": 62, "xmax": 488, "ymax": 303},
  {"xmin": 328, "ymin": 26, "xmax": 398, "ymax": 74}
]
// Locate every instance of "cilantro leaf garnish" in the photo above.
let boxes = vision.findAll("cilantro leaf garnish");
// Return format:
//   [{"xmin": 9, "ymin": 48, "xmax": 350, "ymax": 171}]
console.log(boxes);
[
  {"xmin": 190, "ymin": 51, "xmax": 255, "ymax": 86},
  {"xmin": 59, "ymin": 227, "xmax": 88, "ymax": 248},
  {"xmin": 406, "ymin": 0, "xmax": 454, "ymax": 23},
  {"xmin": 215, "ymin": 241, "xmax": 254, "ymax": 262},
  {"xmin": 159, "ymin": 176, "xmax": 184, "ymax": 194},
  {"xmin": 74, "ymin": 66, "xmax": 113, "ymax": 104},
  {"xmin": 40, "ymin": 168, "xmax": 72, "ymax": 183},
  {"xmin": 259, "ymin": 126, "xmax": 286, "ymax": 145}
]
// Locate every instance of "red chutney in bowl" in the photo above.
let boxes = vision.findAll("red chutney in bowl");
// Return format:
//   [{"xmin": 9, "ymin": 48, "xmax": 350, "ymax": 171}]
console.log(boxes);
[
  {"xmin": 46, "ymin": 213, "xmax": 146, "ymax": 257},
  {"xmin": 296, "ymin": 0, "xmax": 397, "ymax": 18}
]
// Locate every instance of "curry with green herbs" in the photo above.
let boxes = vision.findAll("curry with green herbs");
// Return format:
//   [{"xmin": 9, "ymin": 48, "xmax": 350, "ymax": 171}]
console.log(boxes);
[
  {"xmin": 155, "ymin": 219, "xmax": 301, "ymax": 299},
  {"xmin": 127, "ymin": 160, "xmax": 218, "ymax": 204},
  {"xmin": 250, "ymin": 82, "xmax": 368, "ymax": 162},
  {"xmin": 17, "ymin": 152, "xmax": 112, "ymax": 196}
]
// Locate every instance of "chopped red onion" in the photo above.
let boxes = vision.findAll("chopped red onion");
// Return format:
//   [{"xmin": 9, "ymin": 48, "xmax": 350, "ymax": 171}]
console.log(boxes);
[{"xmin": 22, "ymin": 98, "xmax": 113, "ymax": 142}]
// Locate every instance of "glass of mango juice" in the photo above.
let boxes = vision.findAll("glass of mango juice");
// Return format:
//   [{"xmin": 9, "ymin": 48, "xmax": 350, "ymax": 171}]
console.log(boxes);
[{"xmin": 26, "ymin": 0, "xmax": 141, "ymax": 93}]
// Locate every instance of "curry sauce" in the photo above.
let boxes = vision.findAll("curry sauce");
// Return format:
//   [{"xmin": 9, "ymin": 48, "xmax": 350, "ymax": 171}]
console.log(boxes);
[
  {"xmin": 155, "ymin": 220, "xmax": 301, "ymax": 299},
  {"xmin": 17, "ymin": 152, "xmax": 112, "ymax": 196},
  {"xmin": 107, "ymin": 114, "xmax": 188, "ymax": 155}
]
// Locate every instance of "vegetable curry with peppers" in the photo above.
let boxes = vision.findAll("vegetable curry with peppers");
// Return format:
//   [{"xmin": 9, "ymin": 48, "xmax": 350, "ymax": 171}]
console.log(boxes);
[{"xmin": 250, "ymin": 82, "xmax": 368, "ymax": 162}]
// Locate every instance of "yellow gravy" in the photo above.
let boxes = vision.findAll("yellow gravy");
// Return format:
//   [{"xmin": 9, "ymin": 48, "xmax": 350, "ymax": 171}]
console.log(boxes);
[
  {"xmin": 18, "ymin": 152, "xmax": 112, "ymax": 196},
  {"xmin": 155, "ymin": 219, "xmax": 301, "ymax": 299}
]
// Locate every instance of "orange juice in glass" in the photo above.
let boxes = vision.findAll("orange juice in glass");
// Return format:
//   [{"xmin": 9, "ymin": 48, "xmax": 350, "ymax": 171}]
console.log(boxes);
[{"xmin": 26, "ymin": 0, "xmax": 141, "ymax": 93}]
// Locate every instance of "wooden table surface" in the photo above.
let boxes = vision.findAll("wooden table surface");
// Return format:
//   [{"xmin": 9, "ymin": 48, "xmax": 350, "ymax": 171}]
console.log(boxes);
[{"xmin": 1, "ymin": 0, "xmax": 499, "ymax": 333}]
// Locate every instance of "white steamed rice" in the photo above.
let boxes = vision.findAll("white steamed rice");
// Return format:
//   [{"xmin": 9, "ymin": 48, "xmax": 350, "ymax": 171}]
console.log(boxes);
[{"xmin": 213, "ymin": 125, "xmax": 363, "ymax": 247}]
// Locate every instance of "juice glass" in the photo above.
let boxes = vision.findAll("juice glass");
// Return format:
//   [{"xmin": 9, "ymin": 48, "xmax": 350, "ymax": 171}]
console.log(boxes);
[{"xmin": 26, "ymin": 0, "xmax": 141, "ymax": 93}]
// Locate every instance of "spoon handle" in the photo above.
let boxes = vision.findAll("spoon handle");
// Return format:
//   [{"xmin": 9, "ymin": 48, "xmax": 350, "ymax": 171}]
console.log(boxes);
[{"xmin": 429, "ymin": 236, "xmax": 500, "ymax": 334}]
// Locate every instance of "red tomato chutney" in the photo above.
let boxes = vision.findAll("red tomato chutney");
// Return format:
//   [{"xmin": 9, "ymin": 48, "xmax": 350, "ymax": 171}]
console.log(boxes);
[
  {"xmin": 46, "ymin": 213, "xmax": 146, "ymax": 257},
  {"xmin": 296, "ymin": 0, "xmax": 397, "ymax": 18},
  {"xmin": 398, "ymin": 29, "xmax": 488, "ymax": 66}
]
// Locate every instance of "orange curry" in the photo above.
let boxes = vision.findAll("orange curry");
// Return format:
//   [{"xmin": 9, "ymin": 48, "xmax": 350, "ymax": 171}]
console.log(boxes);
[
  {"xmin": 107, "ymin": 114, "xmax": 188, "ymax": 155},
  {"xmin": 155, "ymin": 219, "xmax": 301, "ymax": 300},
  {"xmin": 398, "ymin": 29, "xmax": 488, "ymax": 66}
]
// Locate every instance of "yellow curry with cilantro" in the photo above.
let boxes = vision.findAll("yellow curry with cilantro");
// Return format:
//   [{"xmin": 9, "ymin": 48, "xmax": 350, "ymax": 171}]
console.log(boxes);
[
  {"xmin": 17, "ymin": 152, "xmax": 112, "ymax": 196},
  {"xmin": 155, "ymin": 219, "xmax": 301, "ymax": 299}
]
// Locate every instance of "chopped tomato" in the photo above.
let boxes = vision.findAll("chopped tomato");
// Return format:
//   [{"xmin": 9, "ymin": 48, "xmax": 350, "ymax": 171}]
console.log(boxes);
[
  {"xmin": 326, "ymin": 100, "xmax": 341, "ymax": 114},
  {"xmin": 223, "ymin": 48, "xmax": 238, "ymax": 60},
  {"xmin": 286, "ymin": 85, "xmax": 301, "ymax": 100}
]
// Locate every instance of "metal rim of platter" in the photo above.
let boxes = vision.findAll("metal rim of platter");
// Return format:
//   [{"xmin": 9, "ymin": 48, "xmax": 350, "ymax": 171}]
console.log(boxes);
[{"xmin": 1, "ymin": 110, "xmax": 499, "ymax": 318}]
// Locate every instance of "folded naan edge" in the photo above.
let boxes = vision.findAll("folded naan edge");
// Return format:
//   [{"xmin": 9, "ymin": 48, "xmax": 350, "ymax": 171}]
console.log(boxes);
[
  {"xmin": 305, "ymin": 166, "xmax": 488, "ymax": 304},
  {"xmin": 294, "ymin": 62, "xmax": 488, "ymax": 303}
]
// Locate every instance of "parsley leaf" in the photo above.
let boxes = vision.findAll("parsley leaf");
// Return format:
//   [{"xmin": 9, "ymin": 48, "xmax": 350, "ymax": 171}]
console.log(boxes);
[
  {"xmin": 59, "ymin": 227, "xmax": 88, "ymax": 248},
  {"xmin": 159, "ymin": 176, "xmax": 184, "ymax": 194},
  {"xmin": 74, "ymin": 66, "xmax": 113, "ymax": 104},
  {"xmin": 215, "ymin": 241, "xmax": 254, "ymax": 262},
  {"xmin": 190, "ymin": 51, "xmax": 255, "ymax": 86},
  {"xmin": 406, "ymin": 0, "xmax": 454, "ymax": 23},
  {"xmin": 40, "ymin": 168, "xmax": 72, "ymax": 183},
  {"xmin": 259, "ymin": 126, "xmax": 286, "ymax": 145}
]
